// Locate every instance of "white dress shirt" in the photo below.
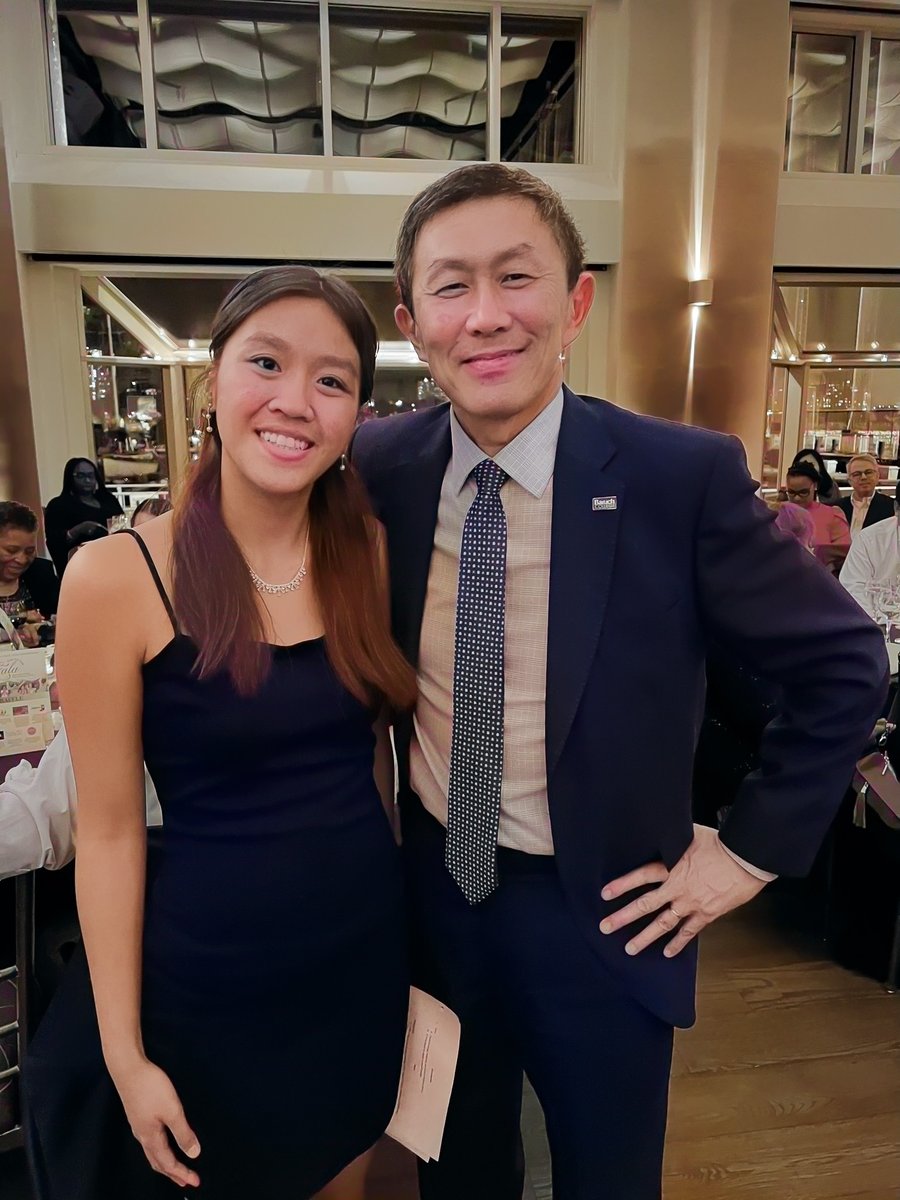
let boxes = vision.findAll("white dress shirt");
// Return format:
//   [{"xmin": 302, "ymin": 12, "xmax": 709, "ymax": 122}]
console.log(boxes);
[
  {"xmin": 849, "ymin": 494, "xmax": 873, "ymax": 540},
  {"xmin": 839, "ymin": 516, "xmax": 900, "ymax": 619},
  {"xmin": 0, "ymin": 722, "xmax": 162, "ymax": 881}
]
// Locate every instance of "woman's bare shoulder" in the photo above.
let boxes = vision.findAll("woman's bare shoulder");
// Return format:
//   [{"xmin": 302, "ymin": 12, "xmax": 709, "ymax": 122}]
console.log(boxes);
[
  {"xmin": 60, "ymin": 517, "xmax": 173, "ymax": 616},
  {"xmin": 130, "ymin": 511, "xmax": 175, "ymax": 576}
]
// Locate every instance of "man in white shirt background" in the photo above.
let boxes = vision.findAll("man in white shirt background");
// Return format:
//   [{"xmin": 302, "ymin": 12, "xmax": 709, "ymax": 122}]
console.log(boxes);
[
  {"xmin": 840, "ymin": 480, "xmax": 900, "ymax": 620},
  {"xmin": 838, "ymin": 453, "xmax": 895, "ymax": 540}
]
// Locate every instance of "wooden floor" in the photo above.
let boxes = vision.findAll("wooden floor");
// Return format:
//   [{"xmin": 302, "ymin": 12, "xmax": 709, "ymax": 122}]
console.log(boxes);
[
  {"xmin": 367, "ymin": 888, "xmax": 900, "ymax": 1200},
  {"xmin": 3, "ymin": 890, "xmax": 897, "ymax": 1199}
]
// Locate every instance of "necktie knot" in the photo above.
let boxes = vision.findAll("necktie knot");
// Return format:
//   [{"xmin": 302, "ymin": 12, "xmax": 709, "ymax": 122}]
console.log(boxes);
[{"xmin": 473, "ymin": 459, "xmax": 508, "ymax": 495}]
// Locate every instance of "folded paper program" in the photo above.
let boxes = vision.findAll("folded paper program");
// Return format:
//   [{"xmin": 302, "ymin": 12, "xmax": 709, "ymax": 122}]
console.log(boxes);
[{"xmin": 387, "ymin": 987, "xmax": 460, "ymax": 1163}]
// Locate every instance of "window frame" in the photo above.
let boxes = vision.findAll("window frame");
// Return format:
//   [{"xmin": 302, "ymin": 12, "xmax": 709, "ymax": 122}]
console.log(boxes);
[
  {"xmin": 786, "ymin": 5, "xmax": 900, "ymax": 176},
  {"xmin": 44, "ymin": 0, "xmax": 591, "ymax": 165}
]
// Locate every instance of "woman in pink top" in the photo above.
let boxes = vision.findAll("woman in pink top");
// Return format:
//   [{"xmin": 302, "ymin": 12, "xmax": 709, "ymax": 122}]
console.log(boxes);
[{"xmin": 784, "ymin": 463, "xmax": 850, "ymax": 572}]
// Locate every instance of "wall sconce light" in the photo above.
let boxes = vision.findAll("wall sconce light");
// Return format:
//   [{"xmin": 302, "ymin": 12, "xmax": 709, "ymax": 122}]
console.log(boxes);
[{"xmin": 688, "ymin": 278, "xmax": 714, "ymax": 307}]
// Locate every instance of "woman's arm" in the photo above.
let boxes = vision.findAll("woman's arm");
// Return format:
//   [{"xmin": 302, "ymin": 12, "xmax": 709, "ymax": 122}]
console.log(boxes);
[
  {"xmin": 56, "ymin": 537, "xmax": 200, "ymax": 1188},
  {"xmin": 56, "ymin": 539, "xmax": 148, "ymax": 1073}
]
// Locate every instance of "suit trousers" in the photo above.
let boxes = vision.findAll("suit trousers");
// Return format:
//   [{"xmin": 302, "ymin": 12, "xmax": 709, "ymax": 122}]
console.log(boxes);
[{"xmin": 403, "ymin": 802, "xmax": 674, "ymax": 1200}]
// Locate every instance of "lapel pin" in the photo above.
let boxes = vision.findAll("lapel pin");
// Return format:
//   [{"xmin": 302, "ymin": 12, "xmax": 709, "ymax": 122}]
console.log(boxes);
[{"xmin": 592, "ymin": 496, "xmax": 617, "ymax": 512}]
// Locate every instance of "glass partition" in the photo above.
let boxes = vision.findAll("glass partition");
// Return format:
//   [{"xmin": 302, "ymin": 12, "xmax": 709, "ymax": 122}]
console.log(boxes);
[
  {"xmin": 328, "ymin": 7, "xmax": 489, "ymax": 160},
  {"xmin": 779, "ymin": 284, "xmax": 900, "ymax": 354},
  {"xmin": 81, "ymin": 290, "xmax": 170, "ymax": 489},
  {"xmin": 801, "ymin": 366, "xmax": 900, "ymax": 463},
  {"xmin": 763, "ymin": 367, "xmax": 786, "ymax": 490},
  {"xmin": 56, "ymin": 1, "xmax": 144, "ymax": 146},
  {"xmin": 47, "ymin": 2, "xmax": 585, "ymax": 162},
  {"xmin": 785, "ymin": 31, "xmax": 854, "ymax": 173},
  {"xmin": 149, "ymin": 1, "xmax": 322, "ymax": 153},
  {"xmin": 500, "ymin": 15, "xmax": 580, "ymax": 163},
  {"xmin": 864, "ymin": 38, "xmax": 900, "ymax": 175}
]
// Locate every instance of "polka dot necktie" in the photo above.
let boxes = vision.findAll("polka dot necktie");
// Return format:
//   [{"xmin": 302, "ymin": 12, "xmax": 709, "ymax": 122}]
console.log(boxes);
[{"xmin": 446, "ymin": 458, "xmax": 509, "ymax": 905}]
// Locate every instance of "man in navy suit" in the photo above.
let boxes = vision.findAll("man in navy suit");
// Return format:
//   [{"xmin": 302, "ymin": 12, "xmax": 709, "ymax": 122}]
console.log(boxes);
[{"xmin": 352, "ymin": 165, "xmax": 888, "ymax": 1200}]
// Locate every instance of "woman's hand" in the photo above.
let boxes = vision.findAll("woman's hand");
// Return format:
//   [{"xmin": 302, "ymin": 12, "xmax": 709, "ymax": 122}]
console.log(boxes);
[
  {"xmin": 110, "ymin": 1057, "xmax": 202, "ymax": 1189},
  {"xmin": 18, "ymin": 622, "xmax": 41, "ymax": 648}
]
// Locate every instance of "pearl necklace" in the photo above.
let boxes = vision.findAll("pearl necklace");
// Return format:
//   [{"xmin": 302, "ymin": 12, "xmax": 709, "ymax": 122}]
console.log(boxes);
[{"xmin": 247, "ymin": 527, "xmax": 310, "ymax": 595}]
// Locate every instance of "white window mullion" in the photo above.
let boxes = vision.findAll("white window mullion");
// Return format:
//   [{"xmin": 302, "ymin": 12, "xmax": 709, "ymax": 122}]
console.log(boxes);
[
  {"xmin": 137, "ymin": 0, "xmax": 160, "ymax": 150},
  {"xmin": 319, "ymin": 0, "xmax": 334, "ymax": 158},
  {"xmin": 487, "ymin": 3, "xmax": 502, "ymax": 161},
  {"xmin": 849, "ymin": 30, "xmax": 871, "ymax": 174},
  {"xmin": 45, "ymin": 0, "xmax": 69, "ymax": 146}
]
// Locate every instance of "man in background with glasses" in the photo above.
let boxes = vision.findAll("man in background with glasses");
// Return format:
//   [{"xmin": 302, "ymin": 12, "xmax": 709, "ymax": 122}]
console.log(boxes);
[{"xmin": 839, "ymin": 453, "xmax": 895, "ymax": 539}]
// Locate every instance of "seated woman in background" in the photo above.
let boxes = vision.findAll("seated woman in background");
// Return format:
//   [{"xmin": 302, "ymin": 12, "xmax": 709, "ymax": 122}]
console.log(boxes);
[
  {"xmin": 131, "ymin": 496, "xmax": 172, "ymax": 528},
  {"xmin": 130, "ymin": 494, "xmax": 172, "ymax": 528},
  {"xmin": 25, "ymin": 266, "xmax": 416, "ymax": 1200},
  {"xmin": 44, "ymin": 458, "xmax": 123, "ymax": 577},
  {"xmin": 0, "ymin": 501, "xmax": 59, "ymax": 645},
  {"xmin": 784, "ymin": 463, "xmax": 851, "ymax": 573},
  {"xmin": 791, "ymin": 447, "xmax": 842, "ymax": 506}
]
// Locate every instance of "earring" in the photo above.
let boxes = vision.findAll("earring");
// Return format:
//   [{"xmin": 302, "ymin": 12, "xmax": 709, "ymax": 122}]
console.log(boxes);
[
  {"xmin": 206, "ymin": 408, "xmax": 214, "ymax": 434},
  {"xmin": 558, "ymin": 350, "xmax": 566, "ymax": 363},
  {"xmin": 339, "ymin": 453, "xmax": 348, "ymax": 472}
]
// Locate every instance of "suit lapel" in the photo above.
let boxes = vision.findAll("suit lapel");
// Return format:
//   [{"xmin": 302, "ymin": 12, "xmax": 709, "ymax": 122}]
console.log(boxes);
[
  {"xmin": 386, "ymin": 413, "xmax": 452, "ymax": 666},
  {"xmin": 546, "ymin": 390, "xmax": 623, "ymax": 777}
]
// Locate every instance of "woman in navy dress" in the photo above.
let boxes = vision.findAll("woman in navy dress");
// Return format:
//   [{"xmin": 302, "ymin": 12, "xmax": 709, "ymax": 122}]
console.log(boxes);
[{"xmin": 25, "ymin": 267, "xmax": 416, "ymax": 1198}]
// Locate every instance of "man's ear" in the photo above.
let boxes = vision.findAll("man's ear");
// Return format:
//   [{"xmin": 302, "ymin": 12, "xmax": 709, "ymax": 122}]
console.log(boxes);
[
  {"xmin": 395, "ymin": 303, "xmax": 427, "ymax": 364},
  {"xmin": 562, "ymin": 271, "xmax": 596, "ymax": 353}
]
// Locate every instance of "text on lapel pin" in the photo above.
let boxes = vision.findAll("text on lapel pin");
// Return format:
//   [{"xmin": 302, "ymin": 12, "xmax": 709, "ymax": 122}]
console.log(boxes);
[{"xmin": 592, "ymin": 497, "xmax": 617, "ymax": 512}]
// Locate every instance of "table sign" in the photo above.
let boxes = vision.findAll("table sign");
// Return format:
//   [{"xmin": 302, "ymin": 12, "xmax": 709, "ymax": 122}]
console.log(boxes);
[{"xmin": 0, "ymin": 612, "xmax": 54, "ymax": 756}]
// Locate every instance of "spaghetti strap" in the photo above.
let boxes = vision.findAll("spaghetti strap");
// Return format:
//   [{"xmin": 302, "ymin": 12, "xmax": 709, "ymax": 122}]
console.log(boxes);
[{"xmin": 118, "ymin": 528, "xmax": 179, "ymax": 635}]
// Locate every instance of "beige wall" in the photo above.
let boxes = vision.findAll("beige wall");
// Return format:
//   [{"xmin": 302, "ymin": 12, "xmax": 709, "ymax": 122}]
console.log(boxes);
[
  {"xmin": 0, "ymin": 107, "xmax": 40, "ymax": 509},
  {"xmin": 2, "ymin": 0, "xmax": 899, "ymax": 488},
  {"xmin": 776, "ymin": 175, "xmax": 900, "ymax": 269},
  {"xmin": 20, "ymin": 262, "xmax": 94, "ymax": 502},
  {"xmin": 12, "ymin": 178, "xmax": 620, "ymax": 266},
  {"xmin": 610, "ymin": 0, "xmax": 791, "ymax": 471}
]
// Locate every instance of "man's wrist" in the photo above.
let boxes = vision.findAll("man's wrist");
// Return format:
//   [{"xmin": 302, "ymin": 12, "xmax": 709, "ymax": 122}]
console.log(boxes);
[{"xmin": 716, "ymin": 834, "xmax": 777, "ymax": 882}]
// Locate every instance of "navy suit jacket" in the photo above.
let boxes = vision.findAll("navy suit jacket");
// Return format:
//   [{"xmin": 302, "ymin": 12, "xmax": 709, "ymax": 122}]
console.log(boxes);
[
  {"xmin": 837, "ymin": 489, "xmax": 895, "ymax": 532},
  {"xmin": 353, "ymin": 389, "xmax": 888, "ymax": 1026}
]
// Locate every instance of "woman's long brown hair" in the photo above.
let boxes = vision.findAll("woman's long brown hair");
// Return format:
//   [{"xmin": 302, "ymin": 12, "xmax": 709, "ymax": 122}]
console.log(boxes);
[{"xmin": 172, "ymin": 266, "xmax": 416, "ymax": 711}]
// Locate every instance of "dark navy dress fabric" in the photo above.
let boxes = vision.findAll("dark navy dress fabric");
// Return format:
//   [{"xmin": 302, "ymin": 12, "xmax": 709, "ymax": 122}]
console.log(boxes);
[{"xmin": 25, "ymin": 632, "xmax": 409, "ymax": 1199}]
